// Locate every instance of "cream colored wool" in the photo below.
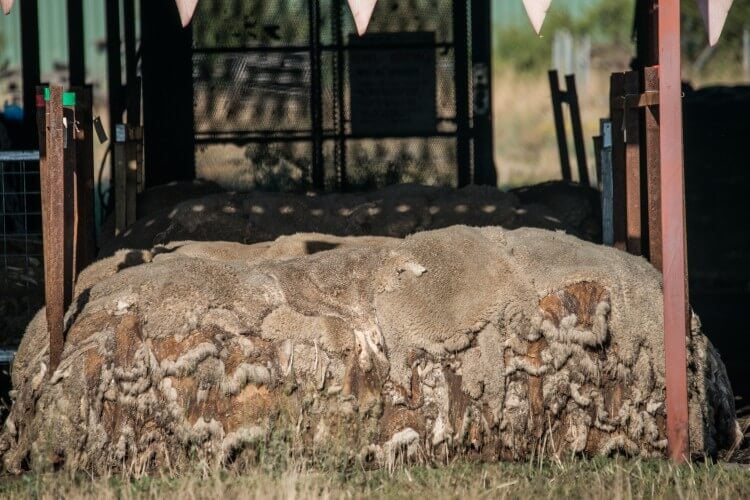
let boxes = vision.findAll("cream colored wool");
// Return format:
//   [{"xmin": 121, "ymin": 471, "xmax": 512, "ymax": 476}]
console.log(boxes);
[{"xmin": 0, "ymin": 227, "xmax": 739, "ymax": 473}]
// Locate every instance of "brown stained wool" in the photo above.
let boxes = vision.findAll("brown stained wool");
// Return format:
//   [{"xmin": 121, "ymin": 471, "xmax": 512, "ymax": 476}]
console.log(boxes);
[{"xmin": 0, "ymin": 226, "xmax": 740, "ymax": 473}]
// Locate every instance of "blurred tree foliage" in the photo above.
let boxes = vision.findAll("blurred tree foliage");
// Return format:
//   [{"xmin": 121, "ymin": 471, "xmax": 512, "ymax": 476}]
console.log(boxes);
[
  {"xmin": 494, "ymin": 0, "xmax": 635, "ymax": 72},
  {"xmin": 682, "ymin": 0, "xmax": 750, "ymax": 73},
  {"xmin": 494, "ymin": 0, "xmax": 749, "ymax": 75}
]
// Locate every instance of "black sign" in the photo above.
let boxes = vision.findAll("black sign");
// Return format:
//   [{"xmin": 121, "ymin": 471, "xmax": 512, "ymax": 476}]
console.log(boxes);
[{"xmin": 349, "ymin": 32, "xmax": 437, "ymax": 136}]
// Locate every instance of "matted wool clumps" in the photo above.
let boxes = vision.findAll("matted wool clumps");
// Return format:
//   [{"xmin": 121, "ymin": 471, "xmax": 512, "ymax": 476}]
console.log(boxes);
[{"xmin": 0, "ymin": 226, "xmax": 739, "ymax": 473}]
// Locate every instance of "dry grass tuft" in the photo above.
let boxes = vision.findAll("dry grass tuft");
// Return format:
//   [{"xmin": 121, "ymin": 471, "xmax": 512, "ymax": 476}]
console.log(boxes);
[{"xmin": 1, "ymin": 458, "xmax": 748, "ymax": 499}]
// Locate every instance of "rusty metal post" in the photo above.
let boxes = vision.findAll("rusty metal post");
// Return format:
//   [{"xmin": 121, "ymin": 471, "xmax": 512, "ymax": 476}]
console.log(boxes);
[
  {"xmin": 659, "ymin": 0, "xmax": 690, "ymax": 463},
  {"xmin": 565, "ymin": 74, "xmax": 590, "ymax": 186},
  {"xmin": 549, "ymin": 70, "xmax": 572, "ymax": 182},
  {"xmin": 39, "ymin": 86, "xmax": 68, "ymax": 373},
  {"xmin": 643, "ymin": 66, "xmax": 662, "ymax": 270},
  {"xmin": 624, "ymin": 71, "xmax": 642, "ymax": 256},
  {"xmin": 609, "ymin": 73, "xmax": 627, "ymax": 250}
]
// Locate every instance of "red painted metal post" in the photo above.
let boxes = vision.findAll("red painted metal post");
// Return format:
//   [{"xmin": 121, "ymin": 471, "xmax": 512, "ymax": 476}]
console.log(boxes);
[{"xmin": 659, "ymin": 0, "xmax": 691, "ymax": 463}]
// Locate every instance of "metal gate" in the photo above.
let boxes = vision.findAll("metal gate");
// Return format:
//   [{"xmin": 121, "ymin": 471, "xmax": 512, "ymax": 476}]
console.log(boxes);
[{"xmin": 191, "ymin": 0, "xmax": 491, "ymax": 191}]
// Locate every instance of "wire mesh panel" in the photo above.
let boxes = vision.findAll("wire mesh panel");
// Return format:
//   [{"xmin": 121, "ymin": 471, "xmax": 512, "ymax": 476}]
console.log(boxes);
[
  {"xmin": 0, "ymin": 151, "xmax": 42, "ymax": 285},
  {"xmin": 192, "ymin": 0, "xmax": 476, "ymax": 191},
  {"xmin": 0, "ymin": 150, "xmax": 43, "ymax": 349}
]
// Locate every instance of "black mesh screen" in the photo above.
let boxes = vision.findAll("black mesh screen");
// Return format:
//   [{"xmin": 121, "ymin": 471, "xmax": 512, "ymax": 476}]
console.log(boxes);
[{"xmin": 192, "ymin": 0, "xmax": 468, "ymax": 191}]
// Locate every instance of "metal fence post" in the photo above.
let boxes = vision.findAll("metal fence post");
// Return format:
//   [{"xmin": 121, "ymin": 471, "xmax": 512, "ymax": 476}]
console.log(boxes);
[
  {"xmin": 600, "ymin": 120, "xmax": 614, "ymax": 246},
  {"xmin": 72, "ymin": 85, "xmax": 97, "ymax": 272},
  {"xmin": 39, "ymin": 86, "xmax": 70, "ymax": 374},
  {"xmin": 624, "ymin": 71, "xmax": 642, "ymax": 256},
  {"xmin": 549, "ymin": 70, "xmax": 572, "ymax": 182},
  {"xmin": 659, "ymin": 0, "xmax": 690, "ymax": 463}
]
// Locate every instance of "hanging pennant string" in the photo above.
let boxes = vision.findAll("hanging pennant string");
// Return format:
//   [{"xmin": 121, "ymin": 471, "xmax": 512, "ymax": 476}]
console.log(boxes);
[
  {"xmin": 522, "ymin": 0, "xmax": 552, "ymax": 35},
  {"xmin": 1, "ymin": 0, "xmax": 14, "ymax": 16},
  {"xmin": 697, "ymin": 0, "xmax": 735, "ymax": 46}
]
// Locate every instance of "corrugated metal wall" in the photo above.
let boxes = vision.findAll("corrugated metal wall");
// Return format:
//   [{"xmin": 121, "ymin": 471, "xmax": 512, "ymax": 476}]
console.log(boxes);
[{"xmin": 0, "ymin": 0, "xmax": 109, "ymax": 83}]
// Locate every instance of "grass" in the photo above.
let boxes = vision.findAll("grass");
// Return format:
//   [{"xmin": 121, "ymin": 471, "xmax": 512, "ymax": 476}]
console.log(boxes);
[{"xmin": 0, "ymin": 458, "xmax": 748, "ymax": 499}]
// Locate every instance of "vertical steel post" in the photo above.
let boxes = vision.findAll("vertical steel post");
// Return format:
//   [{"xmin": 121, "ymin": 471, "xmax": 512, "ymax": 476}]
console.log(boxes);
[
  {"xmin": 471, "ymin": 0, "xmax": 496, "ymax": 186},
  {"xmin": 549, "ymin": 70, "xmax": 572, "ymax": 182},
  {"xmin": 73, "ymin": 85, "xmax": 97, "ymax": 272},
  {"xmin": 609, "ymin": 73, "xmax": 627, "ymax": 250},
  {"xmin": 308, "ymin": 0, "xmax": 325, "ymax": 190},
  {"xmin": 659, "ymin": 0, "xmax": 690, "ymax": 463},
  {"xmin": 643, "ymin": 66, "xmax": 662, "ymax": 270},
  {"xmin": 20, "ymin": 0, "xmax": 41, "ymax": 149},
  {"xmin": 39, "ymin": 86, "xmax": 68, "ymax": 373},
  {"xmin": 565, "ymin": 74, "xmax": 590, "ymax": 186},
  {"xmin": 600, "ymin": 120, "xmax": 614, "ymax": 246},
  {"xmin": 105, "ymin": 0, "xmax": 123, "ymax": 148},
  {"xmin": 453, "ymin": 0, "xmax": 471, "ymax": 187},
  {"xmin": 332, "ymin": 0, "xmax": 347, "ymax": 190},
  {"xmin": 114, "ymin": 125, "xmax": 127, "ymax": 234},
  {"xmin": 67, "ymin": 0, "xmax": 86, "ymax": 86},
  {"xmin": 624, "ymin": 71, "xmax": 642, "ymax": 255}
]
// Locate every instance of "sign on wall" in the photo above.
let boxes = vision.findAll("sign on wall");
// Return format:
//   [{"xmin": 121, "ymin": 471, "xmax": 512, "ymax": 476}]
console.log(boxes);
[{"xmin": 349, "ymin": 32, "xmax": 437, "ymax": 136}]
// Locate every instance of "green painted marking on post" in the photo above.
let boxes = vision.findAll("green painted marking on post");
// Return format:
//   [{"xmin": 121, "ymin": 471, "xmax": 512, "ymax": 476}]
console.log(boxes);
[{"xmin": 43, "ymin": 87, "xmax": 77, "ymax": 106}]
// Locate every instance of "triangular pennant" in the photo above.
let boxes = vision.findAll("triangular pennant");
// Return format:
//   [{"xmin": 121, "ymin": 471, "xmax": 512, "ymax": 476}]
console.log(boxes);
[
  {"xmin": 1, "ymin": 0, "xmax": 14, "ymax": 16},
  {"xmin": 697, "ymin": 0, "xmax": 734, "ymax": 46},
  {"xmin": 175, "ymin": 0, "xmax": 199, "ymax": 28},
  {"xmin": 347, "ymin": 0, "xmax": 378, "ymax": 36},
  {"xmin": 522, "ymin": 0, "xmax": 552, "ymax": 34}
]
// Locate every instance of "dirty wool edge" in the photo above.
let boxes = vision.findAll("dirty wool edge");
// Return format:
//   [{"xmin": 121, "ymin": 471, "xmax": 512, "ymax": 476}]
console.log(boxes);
[{"xmin": 0, "ymin": 226, "xmax": 739, "ymax": 473}]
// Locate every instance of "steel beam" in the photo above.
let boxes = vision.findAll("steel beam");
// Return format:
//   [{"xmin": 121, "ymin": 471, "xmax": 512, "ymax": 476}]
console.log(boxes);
[
  {"xmin": 39, "ymin": 86, "xmax": 69, "ymax": 374},
  {"xmin": 67, "ymin": 0, "xmax": 86, "ymax": 86},
  {"xmin": 659, "ymin": 0, "xmax": 691, "ymax": 463},
  {"xmin": 471, "ymin": 0, "xmax": 496, "ymax": 186},
  {"xmin": 20, "ymin": 0, "xmax": 41, "ymax": 149},
  {"xmin": 453, "ymin": 0, "xmax": 471, "ymax": 187}
]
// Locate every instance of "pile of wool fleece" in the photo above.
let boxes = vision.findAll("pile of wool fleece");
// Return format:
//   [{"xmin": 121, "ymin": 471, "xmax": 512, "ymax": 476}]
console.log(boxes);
[{"xmin": 0, "ymin": 226, "xmax": 739, "ymax": 473}]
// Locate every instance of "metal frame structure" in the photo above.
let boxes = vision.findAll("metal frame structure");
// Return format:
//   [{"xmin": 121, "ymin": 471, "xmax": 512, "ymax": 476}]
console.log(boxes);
[
  {"xmin": 2, "ymin": 0, "xmax": 738, "ymax": 463},
  {"xmin": 190, "ymin": 0, "xmax": 494, "ymax": 190}
]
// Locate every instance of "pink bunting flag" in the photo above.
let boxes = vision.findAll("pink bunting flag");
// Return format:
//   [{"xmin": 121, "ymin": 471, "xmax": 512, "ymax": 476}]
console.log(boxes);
[
  {"xmin": 2, "ymin": 0, "xmax": 14, "ymax": 16},
  {"xmin": 697, "ymin": 0, "xmax": 734, "ymax": 46},
  {"xmin": 347, "ymin": 0, "xmax": 378, "ymax": 36},
  {"xmin": 175, "ymin": 0, "xmax": 199, "ymax": 28},
  {"xmin": 522, "ymin": 0, "xmax": 552, "ymax": 35}
]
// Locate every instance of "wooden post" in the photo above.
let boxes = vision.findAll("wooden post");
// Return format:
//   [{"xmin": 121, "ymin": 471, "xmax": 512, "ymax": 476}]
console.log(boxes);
[
  {"xmin": 565, "ymin": 74, "xmax": 590, "ymax": 186},
  {"xmin": 549, "ymin": 70, "xmax": 572, "ymax": 182},
  {"xmin": 659, "ymin": 0, "xmax": 690, "ymax": 464},
  {"xmin": 39, "ymin": 86, "xmax": 69, "ymax": 373},
  {"xmin": 624, "ymin": 71, "xmax": 642, "ymax": 256},
  {"xmin": 72, "ymin": 85, "xmax": 97, "ymax": 272},
  {"xmin": 643, "ymin": 66, "xmax": 662, "ymax": 270},
  {"xmin": 609, "ymin": 73, "xmax": 627, "ymax": 250}
]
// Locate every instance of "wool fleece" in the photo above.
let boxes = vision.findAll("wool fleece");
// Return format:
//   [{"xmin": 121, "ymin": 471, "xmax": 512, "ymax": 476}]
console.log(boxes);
[{"xmin": 0, "ymin": 226, "xmax": 739, "ymax": 473}]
